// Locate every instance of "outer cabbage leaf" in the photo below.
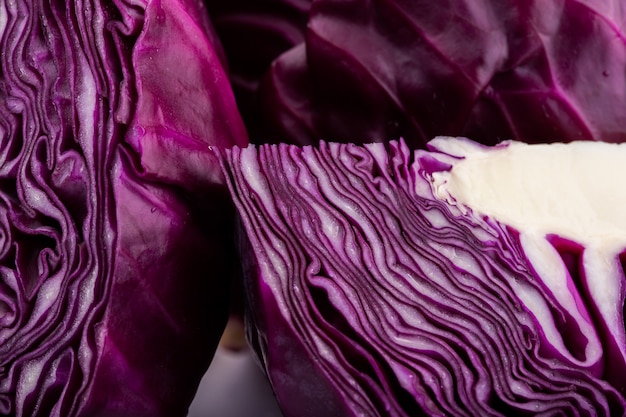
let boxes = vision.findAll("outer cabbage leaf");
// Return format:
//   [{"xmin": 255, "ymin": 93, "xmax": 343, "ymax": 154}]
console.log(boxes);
[
  {"xmin": 256, "ymin": 0, "xmax": 626, "ymax": 146},
  {"xmin": 0, "ymin": 0, "xmax": 247, "ymax": 416},
  {"xmin": 222, "ymin": 140, "xmax": 626, "ymax": 416},
  {"xmin": 204, "ymin": 0, "xmax": 311, "ymax": 140}
]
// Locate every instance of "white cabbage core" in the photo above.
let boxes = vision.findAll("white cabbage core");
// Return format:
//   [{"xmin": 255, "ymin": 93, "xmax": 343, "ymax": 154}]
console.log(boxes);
[{"xmin": 433, "ymin": 139, "xmax": 626, "ymax": 254}]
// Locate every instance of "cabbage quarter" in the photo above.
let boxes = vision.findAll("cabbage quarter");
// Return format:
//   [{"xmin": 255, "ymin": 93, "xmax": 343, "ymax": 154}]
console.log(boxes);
[{"xmin": 223, "ymin": 138, "xmax": 626, "ymax": 417}]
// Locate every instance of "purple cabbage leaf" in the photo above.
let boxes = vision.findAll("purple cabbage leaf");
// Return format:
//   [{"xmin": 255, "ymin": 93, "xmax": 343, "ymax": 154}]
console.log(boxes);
[
  {"xmin": 253, "ymin": 0, "xmax": 626, "ymax": 147},
  {"xmin": 204, "ymin": 0, "xmax": 311, "ymax": 140}
]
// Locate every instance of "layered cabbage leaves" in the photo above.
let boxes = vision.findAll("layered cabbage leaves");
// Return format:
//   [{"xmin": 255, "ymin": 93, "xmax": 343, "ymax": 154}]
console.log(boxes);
[
  {"xmin": 0, "ymin": 0, "xmax": 247, "ymax": 415},
  {"xmin": 222, "ymin": 139, "xmax": 626, "ymax": 416}
]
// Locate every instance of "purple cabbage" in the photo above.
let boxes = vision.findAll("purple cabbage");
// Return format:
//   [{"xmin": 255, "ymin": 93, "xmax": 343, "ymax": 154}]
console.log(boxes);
[
  {"xmin": 252, "ymin": 0, "xmax": 626, "ymax": 146},
  {"xmin": 222, "ymin": 140, "xmax": 626, "ymax": 416},
  {"xmin": 0, "ymin": 0, "xmax": 247, "ymax": 416}
]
